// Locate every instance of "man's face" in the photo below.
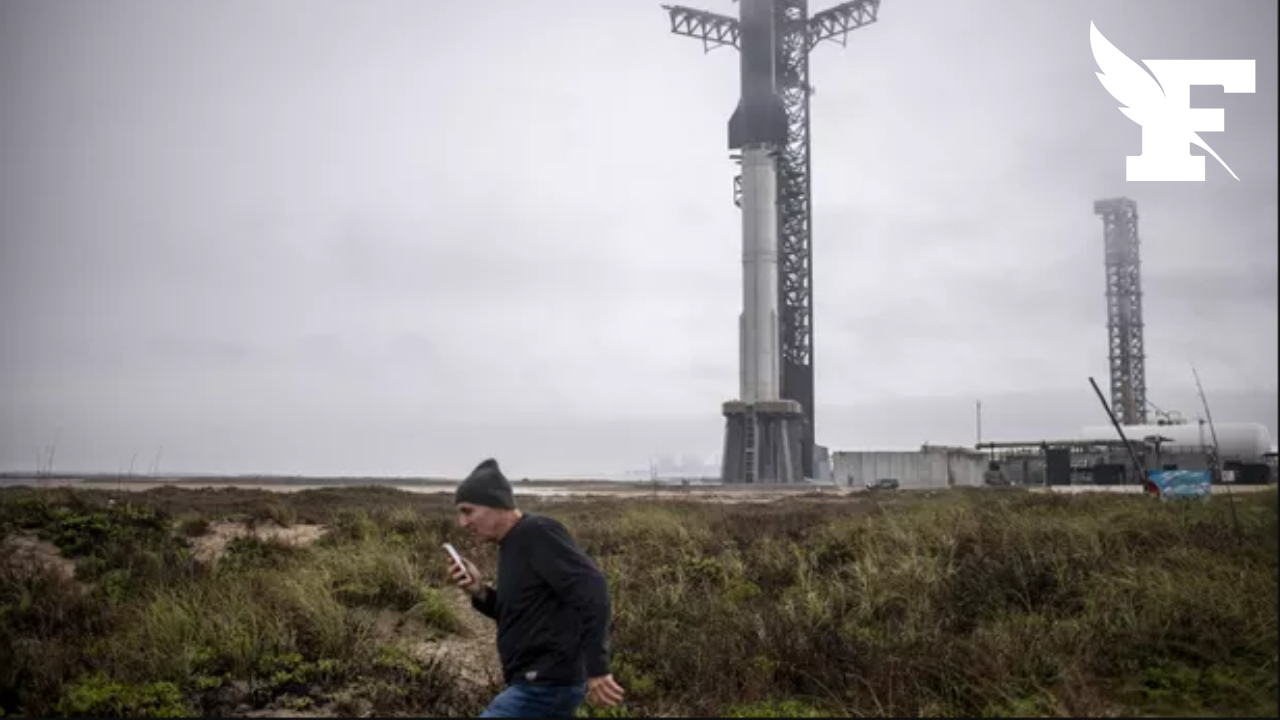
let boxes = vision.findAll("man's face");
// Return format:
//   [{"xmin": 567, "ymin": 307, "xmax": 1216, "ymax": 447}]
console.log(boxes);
[{"xmin": 457, "ymin": 502, "xmax": 504, "ymax": 542}]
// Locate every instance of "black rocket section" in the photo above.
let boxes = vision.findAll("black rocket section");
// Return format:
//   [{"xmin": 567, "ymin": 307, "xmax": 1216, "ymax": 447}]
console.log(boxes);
[{"xmin": 728, "ymin": 0, "xmax": 789, "ymax": 150}]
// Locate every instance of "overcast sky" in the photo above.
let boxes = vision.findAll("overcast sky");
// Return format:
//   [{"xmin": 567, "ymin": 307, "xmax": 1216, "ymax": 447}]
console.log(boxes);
[{"xmin": 1, "ymin": 0, "xmax": 1276, "ymax": 477}]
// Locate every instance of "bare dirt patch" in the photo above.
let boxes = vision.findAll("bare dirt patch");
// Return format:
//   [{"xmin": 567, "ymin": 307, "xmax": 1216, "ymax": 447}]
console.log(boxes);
[
  {"xmin": 191, "ymin": 520, "xmax": 328, "ymax": 563},
  {"xmin": 1, "ymin": 532, "xmax": 77, "ymax": 580},
  {"xmin": 412, "ymin": 589, "xmax": 501, "ymax": 691},
  {"xmin": 241, "ymin": 709, "xmax": 335, "ymax": 719}
]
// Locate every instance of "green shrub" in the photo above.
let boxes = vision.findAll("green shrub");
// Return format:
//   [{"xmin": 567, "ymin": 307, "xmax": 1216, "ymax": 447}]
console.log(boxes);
[
  {"xmin": 55, "ymin": 674, "xmax": 192, "ymax": 718},
  {"xmin": 3, "ymin": 485, "xmax": 1275, "ymax": 718}
]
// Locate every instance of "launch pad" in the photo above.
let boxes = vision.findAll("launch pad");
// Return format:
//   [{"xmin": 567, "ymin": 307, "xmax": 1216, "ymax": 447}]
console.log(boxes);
[{"xmin": 721, "ymin": 400, "xmax": 806, "ymax": 483}]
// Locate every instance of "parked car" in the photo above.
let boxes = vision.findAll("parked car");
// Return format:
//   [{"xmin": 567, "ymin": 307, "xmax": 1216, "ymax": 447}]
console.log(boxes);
[{"xmin": 865, "ymin": 478, "xmax": 900, "ymax": 491}]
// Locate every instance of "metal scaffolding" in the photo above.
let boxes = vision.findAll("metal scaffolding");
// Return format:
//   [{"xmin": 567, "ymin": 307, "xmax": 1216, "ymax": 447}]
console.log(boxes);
[
  {"xmin": 1094, "ymin": 197, "xmax": 1148, "ymax": 426},
  {"xmin": 662, "ymin": 0, "xmax": 881, "ymax": 477}
]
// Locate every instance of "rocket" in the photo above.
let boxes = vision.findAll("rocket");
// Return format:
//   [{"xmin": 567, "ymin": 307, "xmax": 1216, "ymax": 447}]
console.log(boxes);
[
  {"xmin": 729, "ymin": 0, "xmax": 787, "ymax": 405},
  {"xmin": 728, "ymin": 0, "xmax": 789, "ymax": 150}
]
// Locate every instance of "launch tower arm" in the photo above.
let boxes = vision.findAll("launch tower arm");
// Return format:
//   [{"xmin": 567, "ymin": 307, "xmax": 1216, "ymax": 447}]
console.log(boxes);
[
  {"xmin": 661, "ymin": 5, "xmax": 740, "ymax": 51},
  {"xmin": 807, "ymin": 0, "xmax": 881, "ymax": 50}
]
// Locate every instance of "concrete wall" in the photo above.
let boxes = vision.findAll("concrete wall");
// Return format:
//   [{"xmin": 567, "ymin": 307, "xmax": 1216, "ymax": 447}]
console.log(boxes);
[
  {"xmin": 814, "ymin": 444, "xmax": 832, "ymax": 482},
  {"xmin": 946, "ymin": 449, "xmax": 987, "ymax": 487},
  {"xmin": 832, "ymin": 447, "xmax": 986, "ymax": 490}
]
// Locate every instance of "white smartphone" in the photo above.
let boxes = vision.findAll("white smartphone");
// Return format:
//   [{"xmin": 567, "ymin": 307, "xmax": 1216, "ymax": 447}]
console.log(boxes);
[{"xmin": 443, "ymin": 543, "xmax": 470, "ymax": 583}]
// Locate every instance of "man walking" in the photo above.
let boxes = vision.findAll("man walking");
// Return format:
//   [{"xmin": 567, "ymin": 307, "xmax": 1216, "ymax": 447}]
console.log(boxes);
[{"xmin": 447, "ymin": 458, "xmax": 626, "ymax": 718}]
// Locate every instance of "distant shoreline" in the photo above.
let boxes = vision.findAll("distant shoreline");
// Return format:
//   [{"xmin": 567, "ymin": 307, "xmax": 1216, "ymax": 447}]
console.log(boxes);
[
  {"xmin": 0, "ymin": 475, "xmax": 737, "ymax": 495},
  {"xmin": 0, "ymin": 477, "xmax": 847, "ymax": 503},
  {"xmin": 0, "ymin": 474, "xmax": 689, "ymax": 488},
  {"xmin": 1, "ymin": 476, "xmax": 1271, "ymax": 500},
  {"xmin": 0, "ymin": 475, "xmax": 853, "ymax": 499}
]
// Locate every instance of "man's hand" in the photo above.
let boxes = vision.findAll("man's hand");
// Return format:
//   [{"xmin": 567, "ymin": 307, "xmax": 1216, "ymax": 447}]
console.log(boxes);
[
  {"xmin": 586, "ymin": 675, "xmax": 625, "ymax": 709},
  {"xmin": 448, "ymin": 554, "xmax": 484, "ymax": 598}
]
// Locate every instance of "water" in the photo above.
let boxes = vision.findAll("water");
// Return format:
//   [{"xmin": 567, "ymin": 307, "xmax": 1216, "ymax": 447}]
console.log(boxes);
[{"xmin": 0, "ymin": 478, "xmax": 667, "ymax": 497}]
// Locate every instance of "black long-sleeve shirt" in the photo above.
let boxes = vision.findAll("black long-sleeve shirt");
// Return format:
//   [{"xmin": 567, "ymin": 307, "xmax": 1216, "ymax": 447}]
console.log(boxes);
[{"xmin": 471, "ymin": 513, "xmax": 612, "ymax": 686}]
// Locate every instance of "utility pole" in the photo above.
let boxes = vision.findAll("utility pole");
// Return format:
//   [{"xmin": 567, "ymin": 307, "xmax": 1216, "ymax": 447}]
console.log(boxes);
[{"xmin": 976, "ymin": 399, "xmax": 983, "ymax": 446}]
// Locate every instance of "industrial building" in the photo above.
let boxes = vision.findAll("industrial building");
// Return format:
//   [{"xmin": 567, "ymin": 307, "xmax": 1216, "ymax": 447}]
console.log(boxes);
[
  {"xmin": 1080, "ymin": 421, "xmax": 1275, "ymax": 483},
  {"xmin": 832, "ymin": 445, "xmax": 986, "ymax": 490},
  {"xmin": 966, "ymin": 197, "xmax": 1278, "ymax": 489},
  {"xmin": 978, "ymin": 421, "xmax": 1277, "ymax": 487},
  {"xmin": 978, "ymin": 438, "xmax": 1137, "ymax": 487}
]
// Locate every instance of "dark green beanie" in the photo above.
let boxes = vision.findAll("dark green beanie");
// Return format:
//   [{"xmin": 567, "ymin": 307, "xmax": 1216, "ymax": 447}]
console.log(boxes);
[{"xmin": 455, "ymin": 458, "xmax": 515, "ymax": 509}]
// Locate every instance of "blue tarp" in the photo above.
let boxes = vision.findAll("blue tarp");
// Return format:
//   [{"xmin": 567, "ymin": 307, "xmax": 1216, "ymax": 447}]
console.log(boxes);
[{"xmin": 1146, "ymin": 470, "xmax": 1213, "ymax": 500}]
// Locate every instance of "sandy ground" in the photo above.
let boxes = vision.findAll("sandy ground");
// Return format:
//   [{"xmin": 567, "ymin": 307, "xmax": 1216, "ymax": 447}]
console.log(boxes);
[
  {"xmin": 190, "ymin": 520, "xmax": 328, "ymax": 563},
  {"xmin": 0, "ymin": 533, "xmax": 77, "ymax": 580},
  {"xmin": 413, "ymin": 591, "xmax": 501, "ymax": 691}
]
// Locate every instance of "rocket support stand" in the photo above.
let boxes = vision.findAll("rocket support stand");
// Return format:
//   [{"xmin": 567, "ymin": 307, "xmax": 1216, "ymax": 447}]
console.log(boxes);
[{"xmin": 721, "ymin": 399, "xmax": 805, "ymax": 484}]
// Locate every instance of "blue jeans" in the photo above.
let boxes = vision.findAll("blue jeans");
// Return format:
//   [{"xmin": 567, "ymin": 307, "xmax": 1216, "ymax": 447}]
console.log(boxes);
[{"xmin": 480, "ymin": 681, "xmax": 587, "ymax": 718}]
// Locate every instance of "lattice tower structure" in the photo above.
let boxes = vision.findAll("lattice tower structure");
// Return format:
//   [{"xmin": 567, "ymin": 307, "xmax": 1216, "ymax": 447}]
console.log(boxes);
[
  {"xmin": 662, "ymin": 0, "xmax": 881, "ymax": 477},
  {"xmin": 1094, "ymin": 197, "xmax": 1148, "ymax": 426}
]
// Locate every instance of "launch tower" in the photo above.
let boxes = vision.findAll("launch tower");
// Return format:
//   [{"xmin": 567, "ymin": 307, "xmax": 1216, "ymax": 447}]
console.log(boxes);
[
  {"xmin": 1094, "ymin": 197, "xmax": 1148, "ymax": 426},
  {"xmin": 662, "ymin": 0, "xmax": 881, "ymax": 481}
]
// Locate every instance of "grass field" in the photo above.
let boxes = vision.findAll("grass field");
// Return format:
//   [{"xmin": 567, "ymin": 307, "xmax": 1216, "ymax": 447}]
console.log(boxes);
[{"xmin": 1, "ymin": 484, "xmax": 1276, "ymax": 717}]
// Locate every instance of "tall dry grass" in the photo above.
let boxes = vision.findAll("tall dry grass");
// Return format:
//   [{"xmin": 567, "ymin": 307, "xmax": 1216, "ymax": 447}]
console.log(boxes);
[{"xmin": 1, "ymin": 485, "xmax": 1276, "ymax": 717}]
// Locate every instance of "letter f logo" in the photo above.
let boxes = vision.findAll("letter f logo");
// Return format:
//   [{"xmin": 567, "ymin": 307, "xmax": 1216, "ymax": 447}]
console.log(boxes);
[{"xmin": 1090, "ymin": 22, "xmax": 1256, "ymax": 181}]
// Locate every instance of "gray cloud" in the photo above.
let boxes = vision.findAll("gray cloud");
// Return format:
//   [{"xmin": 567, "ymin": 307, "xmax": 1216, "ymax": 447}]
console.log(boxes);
[{"xmin": 2, "ymin": 0, "xmax": 1276, "ymax": 477}]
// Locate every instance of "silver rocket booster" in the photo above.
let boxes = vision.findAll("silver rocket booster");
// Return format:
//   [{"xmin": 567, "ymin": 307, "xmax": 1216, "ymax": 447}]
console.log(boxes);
[
  {"xmin": 738, "ymin": 144, "xmax": 781, "ymax": 404},
  {"xmin": 730, "ymin": 0, "xmax": 787, "ymax": 405}
]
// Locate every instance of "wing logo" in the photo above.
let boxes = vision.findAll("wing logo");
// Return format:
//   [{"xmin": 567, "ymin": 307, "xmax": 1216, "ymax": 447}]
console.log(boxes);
[{"xmin": 1089, "ymin": 22, "xmax": 1256, "ymax": 182}]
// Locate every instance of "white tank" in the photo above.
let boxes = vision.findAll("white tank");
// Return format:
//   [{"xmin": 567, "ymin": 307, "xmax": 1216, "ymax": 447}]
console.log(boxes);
[{"xmin": 1079, "ymin": 422, "xmax": 1274, "ymax": 460}]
